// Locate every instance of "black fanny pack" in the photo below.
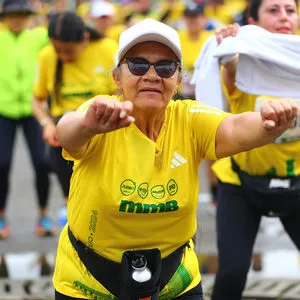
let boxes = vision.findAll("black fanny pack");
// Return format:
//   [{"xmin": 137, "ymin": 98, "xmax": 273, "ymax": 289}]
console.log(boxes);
[
  {"xmin": 231, "ymin": 157, "xmax": 300, "ymax": 195},
  {"xmin": 68, "ymin": 226, "xmax": 187, "ymax": 299},
  {"xmin": 231, "ymin": 157, "xmax": 300, "ymax": 216}
]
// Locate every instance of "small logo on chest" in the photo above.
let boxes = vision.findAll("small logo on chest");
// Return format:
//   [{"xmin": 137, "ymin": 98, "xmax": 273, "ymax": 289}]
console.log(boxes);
[{"xmin": 170, "ymin": 152, "xmax": 187, "ymax": 169}]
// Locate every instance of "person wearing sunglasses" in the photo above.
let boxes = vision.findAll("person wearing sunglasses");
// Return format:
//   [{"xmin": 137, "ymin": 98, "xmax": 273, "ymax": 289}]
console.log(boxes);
[{"xmin": 51, "ymin": 18, "xmax": 297, "ymax": 300}]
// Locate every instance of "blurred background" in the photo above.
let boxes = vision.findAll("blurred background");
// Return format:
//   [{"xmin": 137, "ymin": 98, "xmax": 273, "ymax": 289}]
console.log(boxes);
[{"xmin": 0, "ymin": 0, "xmax": 299, "ymax": 299}]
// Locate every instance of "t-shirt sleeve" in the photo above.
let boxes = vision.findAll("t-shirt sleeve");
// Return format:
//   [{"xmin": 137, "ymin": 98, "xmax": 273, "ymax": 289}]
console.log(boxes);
[
  {"xmin": 62, "ymin": 96, "xmax": 120, "ymax": 161},
  {"xmin": 33, "ymin": 48, "xmax": 50, "ymax": 99},
  {"xmin": 189, "ymin": 102, "xmax": 230, "ymax": 160}
]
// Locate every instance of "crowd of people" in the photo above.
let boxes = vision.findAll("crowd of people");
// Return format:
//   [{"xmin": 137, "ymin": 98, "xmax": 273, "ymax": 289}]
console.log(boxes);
[
  {"xmin": 0, "ymin": 0, "xmax": 249, "ymax": 236},
  {"xmin": 0, "ymin": 0, "xmax": 300, "ymax": 299}
]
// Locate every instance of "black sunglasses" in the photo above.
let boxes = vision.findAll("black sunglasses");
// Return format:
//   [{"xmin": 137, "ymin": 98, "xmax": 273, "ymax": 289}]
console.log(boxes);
[{"xmin": 122, "ymin": 57, "xmax": 181, "ymax": 78}]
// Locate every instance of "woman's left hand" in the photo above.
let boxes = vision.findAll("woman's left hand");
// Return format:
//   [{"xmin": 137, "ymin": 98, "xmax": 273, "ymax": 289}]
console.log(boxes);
[{"xmin": 261, "ymin": 98, "xmax": 298, "ymax": 131}]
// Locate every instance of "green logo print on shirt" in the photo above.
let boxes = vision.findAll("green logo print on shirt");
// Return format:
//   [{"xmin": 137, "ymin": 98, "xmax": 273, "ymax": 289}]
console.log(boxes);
[
  {"xmin": 266, "ymin": 159, "xmax": 296, "ymax": 177},
  {"xmin": 119, "ymin": 179, "xmax": 179, "ymax": 214}
]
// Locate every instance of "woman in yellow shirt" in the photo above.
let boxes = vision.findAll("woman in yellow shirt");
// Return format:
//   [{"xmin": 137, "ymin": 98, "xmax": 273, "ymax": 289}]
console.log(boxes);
[
  {"xmin": 52, "ymin": 18, "xmax": 296, "ymax": 300},
  {"xmin": 211, "ymin": 0, "xmax": 300, "ymax": 299},
  {"xmin": 32, "ymin": 11, "xmax": 117, "ymax": 227}
]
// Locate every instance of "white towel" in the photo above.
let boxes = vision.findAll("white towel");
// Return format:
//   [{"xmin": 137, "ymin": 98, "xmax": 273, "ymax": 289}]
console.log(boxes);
[{"xmin": 191, "ymin": 25, "xmax": 300, "ymax": 110}]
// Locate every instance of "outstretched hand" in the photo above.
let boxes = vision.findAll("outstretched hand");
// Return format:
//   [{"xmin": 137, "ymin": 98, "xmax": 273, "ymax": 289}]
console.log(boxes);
[
  {"xmin": 84, "ymin": 96, "xmax": 135, "ymax": 134},
  {"xmin": 261, "ymin": 98, "xmax": 297, "ymax": 132}
]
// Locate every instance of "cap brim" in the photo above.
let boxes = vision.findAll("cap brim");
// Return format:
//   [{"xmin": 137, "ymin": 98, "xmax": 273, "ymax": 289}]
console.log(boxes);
[{"xmin": 118, "ymin": 33, "xmax": 182, "ymax": 64}]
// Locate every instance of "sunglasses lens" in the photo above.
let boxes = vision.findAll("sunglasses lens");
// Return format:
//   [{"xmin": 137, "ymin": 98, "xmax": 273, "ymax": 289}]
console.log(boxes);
[
  {"xmin": 127, "ymin": 58, "xmax": 150, "ymax": 76},
  {"xmin": 155, "ymin": 60, "xmax": 178, "ymax": 78},
  {"xmin": 126, "ymin": 58, "xmax": 179, "ymax": 78}
]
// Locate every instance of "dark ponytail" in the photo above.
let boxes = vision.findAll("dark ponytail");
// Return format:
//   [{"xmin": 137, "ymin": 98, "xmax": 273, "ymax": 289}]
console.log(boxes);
[
  {"xmin": 48, "ymin": 11, "xmax": 86, "ymax": 42},
  {"xmin": 48, "ymin": 11, "xmax": 102, "ymax": 102}
]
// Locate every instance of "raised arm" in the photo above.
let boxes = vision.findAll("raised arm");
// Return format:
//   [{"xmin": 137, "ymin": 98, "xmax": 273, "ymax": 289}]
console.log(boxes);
[
  {"xmin": 216, "ymin": 98, "xmax": 298, "ymax": 158},
  {"xmin": 56, "ymin": 96, "xmax": 135, "ymax": 159},
  {"xmin": 215, "ymin": 23, "xmax": 240, "ymax": 93}
]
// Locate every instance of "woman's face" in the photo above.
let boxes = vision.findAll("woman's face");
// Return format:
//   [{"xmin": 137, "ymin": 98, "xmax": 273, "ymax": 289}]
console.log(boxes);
[
  {"xmin": 115, "ymin": 41, "xmax": 181, "ymax": 113},
  {"xmin": 92, "ymin": 15, "xmax": 114, "ymax": 34},
  {"xmin": 50, "ymin": 38, "xmax": 86, "ymax": 63},
  {"xmin": 185, "ymin": 15, "xmax": 207, "ymax": 32},
  {"xmin": 250, "ymin": 0, "xmax": 298, "ymax": 34},
  {"xmin": 2, "ymin": 14, "xmax": 31, "ymax": 34}
]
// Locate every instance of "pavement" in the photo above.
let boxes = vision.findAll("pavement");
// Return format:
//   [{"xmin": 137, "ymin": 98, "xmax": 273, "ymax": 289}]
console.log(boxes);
[{"xmin": 0, "ymin": 130, "xmax": 299, "ymax": 299}]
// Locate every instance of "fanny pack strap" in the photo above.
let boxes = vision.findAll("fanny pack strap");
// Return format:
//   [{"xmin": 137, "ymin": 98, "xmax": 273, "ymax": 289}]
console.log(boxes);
[
  {"xmin": 68, "ymin": 226, "xmax": 121, "ymax": 295},
  {"xmin": 231, "ymin": 157, "xmax": 240, "ymax": 173},
  {"xmin": 68, "ymin": 226, "xmax": 186, "ymax": 298}
]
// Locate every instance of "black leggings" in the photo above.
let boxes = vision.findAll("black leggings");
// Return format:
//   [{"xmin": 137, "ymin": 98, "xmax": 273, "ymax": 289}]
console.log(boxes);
[
  {"xmin": 0, "ymin": 115, "xmax": 49, "ymax": 210},
  {"xmin": 49, "ymin": 146, "xmax": 73, "ymax": 198},
  {"xmin": 211, "ymin": 181, "xmax": 300, "ymax": 300},
  {"xmin": 55, "ymin": 281, "xmax": 203, "ymax": 299}
]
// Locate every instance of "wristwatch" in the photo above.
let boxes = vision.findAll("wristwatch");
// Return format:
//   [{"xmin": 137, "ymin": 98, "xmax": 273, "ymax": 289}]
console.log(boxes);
[{"xmin": 39, "ymin": 117, "xmax": 53, "ymax": 127}]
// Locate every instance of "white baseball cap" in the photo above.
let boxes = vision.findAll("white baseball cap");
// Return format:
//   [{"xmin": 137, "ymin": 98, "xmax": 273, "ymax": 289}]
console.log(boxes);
[
  {"xmin": 90, "ymin": 1, "xmax": 115, "ymax": 18},
  {"xmin": 116, "ymin": 18, "xmax": 182, "ymax": 66}
]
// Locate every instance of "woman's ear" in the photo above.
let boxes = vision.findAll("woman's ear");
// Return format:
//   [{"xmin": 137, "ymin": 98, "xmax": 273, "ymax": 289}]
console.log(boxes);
[
  {"xmin": 113, "ymin": 67, "xmax": 121, "ymax": 86},
  {"xmin": 248, "ymin": 17, "xmax": 255, "ymax": 25},
  {"xmin": 177, "ymin": 72, "xmax": 182, "ymax": 85},
  {"xmin": 83, "ymin": 31, "xmax": 90, "ymax": 45}
]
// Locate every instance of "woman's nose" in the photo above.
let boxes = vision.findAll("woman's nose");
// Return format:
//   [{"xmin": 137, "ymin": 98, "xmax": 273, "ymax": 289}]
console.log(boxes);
[
  {"xmin": 144, "ymin": 65, "xmax": 159, "ymax": 79},
  {"xmin": 279, "ymin": 8, "xmax": 289, "ymax": 20}
]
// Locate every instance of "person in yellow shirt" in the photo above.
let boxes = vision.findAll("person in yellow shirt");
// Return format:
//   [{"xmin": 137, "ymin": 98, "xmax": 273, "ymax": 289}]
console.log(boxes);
[
  {"xmin": 32, "ymin": 11, "xmax": 117, "ymax": 228},
  {"xmin": 159, "ymin": 0, "xmax": 185, "ymax": 28},
  {"xmin": 88, "ymin": 0, "xmax": 125, "ymax": 43},
  {"xmin": 202, "ymin": 0, "xmax": 236, "ymax": 28},
  {"xmin": 210, "ymin": 0, "xmax": 300, "ymax": 299},
  {"xmin": 178, "ymin": 3, "xmax": 214, "ymax": 99},
  {"xmin": 178, "ymin": 3, "xmax": 216, "ymax": 213},
  {"xmin": 51, "ymin": 18, "xmax": 297, "ymax": 300}
]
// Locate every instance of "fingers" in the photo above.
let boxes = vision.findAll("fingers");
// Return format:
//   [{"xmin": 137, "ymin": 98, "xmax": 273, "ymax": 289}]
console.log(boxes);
[
  {"xmin": 262, "ymin": 98, "xmax": 298, "ymax": 130},
  {"xmin": 215, "ymin": 23, "xmax": 240, "ymax": 44},
  {"xmin": 89, "ymin": 97, "xmax": 135, "ymax": 132}
]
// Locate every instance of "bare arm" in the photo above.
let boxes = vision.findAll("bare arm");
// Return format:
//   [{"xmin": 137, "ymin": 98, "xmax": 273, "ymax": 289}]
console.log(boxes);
[
  {"xmin": 32, "ymin": 96, "xmax": 53, "ymax": 125},
  {"xmin": 56, "ymin": 96, "xmax": 135, "ymax": 159},
  {"xmin": 32, "ymin": 96, "xmax": 60, "ymax": 147},
  {"xmin": 216, "ymin": 98, "xmax": 298, "ymax": 158},
  {"xmin": 215, "ymin": 23, "xmax": 240, "ymax": 93}
]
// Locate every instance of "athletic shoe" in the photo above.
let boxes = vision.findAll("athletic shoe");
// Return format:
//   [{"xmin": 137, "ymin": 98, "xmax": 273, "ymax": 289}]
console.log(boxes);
[
  {"xmin": 0, "ymin": 217, "xmax": 10, "ymax": 239},
  {"xmin": 36, "ymin": 215, "xmax": 57, "ymax": 237}
]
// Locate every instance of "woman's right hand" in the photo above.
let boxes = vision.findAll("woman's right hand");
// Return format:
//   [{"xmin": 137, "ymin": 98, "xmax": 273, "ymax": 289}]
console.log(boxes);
[
  {"xmin": 215, "ymin": 23, "xmax": 240, "ymax": 45},
  {"xmin": 43, "ymin": 123, "xmax": 61, "ymax": 147}
]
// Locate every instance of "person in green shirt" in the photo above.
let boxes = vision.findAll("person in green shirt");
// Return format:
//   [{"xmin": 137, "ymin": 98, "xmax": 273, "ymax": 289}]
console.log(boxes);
[{"xmin": 0, "ymin": 0, "xmax": 56, "ymax": 238}]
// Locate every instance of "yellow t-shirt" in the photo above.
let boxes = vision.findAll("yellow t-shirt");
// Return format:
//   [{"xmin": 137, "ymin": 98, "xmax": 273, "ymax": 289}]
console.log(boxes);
[
  {"xmin": 158, "ymin": 0, "xmax": 185, "ymax": 26},
  {"xmin": 204, "ymin": 3, "xmax": 236, "ymax": 26},
  {"xmin": 34, "ymin": 38, "xmax": 117, "ymax": 118},
  {"xmin": 213, "ymin": 88, "xmax": 300, "ymax": 185},
  {"xmin": 178, "ymin": 29, "xmax": 214, "ymax": 97},
  {"xmin": 106, "ymin": 23, "xmax": 125, "ymax": 43},
  {"xmin": 53, "ymin": 98, "xmax": 228, "ymax": 298}
]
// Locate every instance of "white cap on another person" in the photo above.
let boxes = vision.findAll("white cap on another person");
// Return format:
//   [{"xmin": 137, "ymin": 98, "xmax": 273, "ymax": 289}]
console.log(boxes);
[
  {"xmin": 116, "ymin": 18, "xmax": 182, "ymax": 66},
  {"xmin": 90, "ymin": 0, "xmax": 115, "ymax": 18}
]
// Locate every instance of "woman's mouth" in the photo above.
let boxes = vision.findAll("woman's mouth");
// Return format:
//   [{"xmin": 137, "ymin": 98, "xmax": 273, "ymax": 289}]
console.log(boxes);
[{"xmin": 277, "ymin": 27, "xmax": 290, "ymax": 34}]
